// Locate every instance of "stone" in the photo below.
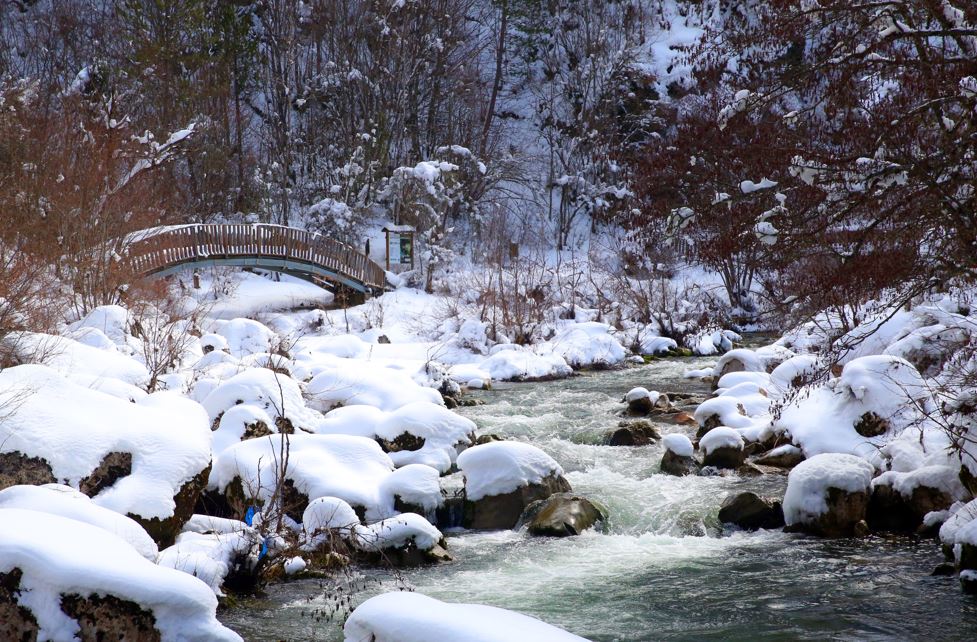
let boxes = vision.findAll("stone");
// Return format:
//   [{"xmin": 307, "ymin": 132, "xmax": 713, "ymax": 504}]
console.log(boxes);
[
  {"xmin": 604, "ymin": 420, "xmax": 661, "ymax": 446},
  {"xmin": 0, "ymin": 451, "xmax": 56, "ymax": 490},
  {"xmin": 931, "ymin": 562, "xmax": 957, "ymax": 576},
  {"xmin": 79, "ymin": 451, "xmax": 132, "ymax": 497},
  {"xmin": 377, "ymin": 432, "xmax": 426, "ymax": 453},
  {"xmin": 463, "ymin": 472, "xmax": 572, "ymax": 530},
  {"xmin": 702, "ymin": 446, "xmax": 745, "ymax": 470},
  {"xmin": 718, "ymin": 492, "xmax": 785, "ymax": 530},
  {"xmin": 132, "ymin": 464, "xmax": 212, "ymax": 547},
  {"xmin": 785, "ymin": 487, "xmax": 871, "ymax": 538},
  {"xmin": 475, "ymin": 434, "xmax": 505, "ymax": 445},
  {"xmin": 854, "ymin": 412, "xmax": 889, "ymax": 438},
  {"xmin": 754, "ymin": 446, "xmax": 805, "ymax": 469},
  {"xmin": 517, "ymin": 493, "xmax": 608, "ymax": 537},
  {"xmin": 660, "ymin": 450, "xmax": 697, "ymax": 477},
  {"xmin": 867, "ymin": 481, "xmax": 954, "ymax": 533}
]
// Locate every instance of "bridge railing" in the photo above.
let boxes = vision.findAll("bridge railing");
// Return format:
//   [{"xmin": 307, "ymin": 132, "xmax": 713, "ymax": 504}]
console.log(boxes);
[{"xmin": 126, "ymin": 224, "xmax": 387, "ymax": 291}]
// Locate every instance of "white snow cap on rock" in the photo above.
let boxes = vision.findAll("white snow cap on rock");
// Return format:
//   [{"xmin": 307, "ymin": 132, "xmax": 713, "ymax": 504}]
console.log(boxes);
[
  {"xmin": 202, "ymin": 367, "xmax": 323, "ymax": 433},
  {"xmin": 457, "ymin": 441, "xmax": 563, "ymax": 502},
  {"xmin": 306, "ymin": 359, "xmax": 443, "ymax": 411},
  {"xmin": 211, "ymin": 433, "xmax": 442, "ymax": 522},
  {"xmin": 0, "ymin": 507, "xmax": 241, "ymax": 642},
  {"xmin": 783, "ymin": 453, "xmax": 875, "ymax": 526},
  {"xmin": 343, "ymin": 592, "xmax": 589, "ymax": 642},
  {"xmin": 352, "ymin": 513, "xmax": 443, "ymax": 552},
  {"xmin": 662, "ymin": 433, "xmax": 694, "ymax": 458},
  {"xmin": 0, "ymin": 485, "xmax": 158, "ymax": 561},
  {"xmin": 303, "ymin": 496, "xmax": 361, "ymax": 546},
  {"xmin": 625, "ymin": 387, "xmax": 660, "ymax": 404},
  {"xmin": 699, "ymin": 426, "xmax": 744, "ymax": 455},
  {"xmin": 0, "ymin": 365, "xmax": 212, "ymax": 521}
]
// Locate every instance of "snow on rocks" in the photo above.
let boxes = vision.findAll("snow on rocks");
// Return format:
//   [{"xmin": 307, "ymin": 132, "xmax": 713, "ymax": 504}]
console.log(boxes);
[
  {"xmin": 0, "ymin": 365, "xmax": 212, "ymax": 545},
  {"xmin": 543, "ymin": 321, "xmax": 627, "ymax": 369},
  {"xmin": 211, "ymin": 317, "xmax": 277, "ymax": 358},
  {"xmin": 624, "ymin": 386, "xmax": 662, "ymax": 415},
  {"xmin": 478, "ymin": 345, "xmax": 573, "ymax": 381},
  {"xmin": 774, "ymin": 356, "xmax": 932, "ymax": 463},
  {"xmin": 659, "ymin": 432, "xmax": 698, "ymax": 477},
  {"xmin": 158, "ymin": 518, "xmax": 262, "ymax": 596},
  {"xmin": 769, "ymin": 354, "xmax": 820, "ymax": 391},
  {"xmin": 867, "ymin": 466, "xmax": 969, "ymax": 533},
  {"xmin": 4, "ymin": 331, "xmax": 150, "ymax": 387},
  {"xmin": 713, "ymin": 345, "xmax": 793, "ymax": 380},
  {"xmin": 0, "ymin": 485, "xmax": 158, "ymax": 561},
  {"xmin": 783, "ymin": 453, "xmax": 875, "ymax": 537},
  {"xmin": 457, "ymin": 441, "xmax": 570, "ymax": 529},
  {"xmin": 212, "ymin": 404, "xmax": 277, "ymax": 455},
  {"xmin": 693, "ymin": 396, "xmax": 753, "ymax": 435},
  {"xmin": 0, "ymin": 507, "xmax": 240, "ymax": 641},
  {"xmin": 699, "ymin": 426, "xmax": 745, "ymax": 469},
  {"xmin": 201, "ymin": 367, "xmax": 323, "ymax": 433},
  {"xmin": 303, "ymin": 496, "xmax": 361, "ymax": 546},
  {"xmin": 210, "ymin": 433, "xmax": 442, "ymax": 523},
  {"xmin": 343, "ymin": 592, "xmax": 589, "ymax": 642},
  {"xmin": 351, "ymin": 513, "xmax": 449, "ymax": 564},
  {"xmin": 305, "ymin": 359, "xmax": 444, "ymax": 411}
]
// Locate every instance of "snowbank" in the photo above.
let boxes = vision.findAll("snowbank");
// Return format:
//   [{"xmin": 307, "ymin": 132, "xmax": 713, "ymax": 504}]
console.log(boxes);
[
  {"xmin": 478, "ymin": 346, "xmax": 573, "ymax": 381},
  {"xmin": 4, "ymin": 331, "xmax": 149, "ymax": 387},
  {"xmin": 543, "ymin": 321, "xmax": 627, "ymax": 368},
  {"xmin": 344, "ymin": 592, "xmax": 588, "ymax": 642},
  {"xmin": 457, "ymin": 441, "xmax": 564, "ymax": 502},
  {"xmin": 158, "ymin": 520, "xmax": 260, "ymax": 595},
  {"xmin": 0, "ymin": 507, "xmax": 240, "ymax": 641}
]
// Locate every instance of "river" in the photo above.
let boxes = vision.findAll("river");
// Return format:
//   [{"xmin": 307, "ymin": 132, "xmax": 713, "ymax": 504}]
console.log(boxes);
[{"xmin": 220, "ymin": 357, "xmax": 977, "ymax": 641}]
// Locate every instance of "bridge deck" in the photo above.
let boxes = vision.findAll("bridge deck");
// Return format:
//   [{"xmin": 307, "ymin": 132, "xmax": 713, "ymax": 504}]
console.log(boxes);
[{"xmin": 126, "ymin": 224, "xmax": 388, "ymax": 293}]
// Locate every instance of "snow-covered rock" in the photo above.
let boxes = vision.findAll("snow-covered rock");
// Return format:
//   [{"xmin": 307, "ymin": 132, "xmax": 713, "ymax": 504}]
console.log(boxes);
[
  {"xmin": 783, "ymin": 453, "xmax": 875, "ymax": 537},
  {"xmin": 344, "ymin": 592, "xmax": 588, "ymax": 642},
  {"xmin": 158, "ymin": 520, "xmax": 261, "ymax": 596},
  {"xmin": 479, "ymin": 346, "xmax": 572, "ymax": 381},
  {"xmin": 699, "ymin": 426, "xmax": 745, "ymax": 469},
  {"xmin": 306, "ymin": 359, "xmax": 444, "ymax": 411},
  {"xmin": 201, "ymin": 367, "xmax": 322, "ymax": 433},
  {"xmin": 212, "ymin": 317, "xmax": 277, "ymax": 358},
  {"xmin": 0, "ymin": 507, "xmax": 240, "ymax": 641},
  {"xmin": 0, "ymin": 365, "xmax": 212, "ymax": 545},
  {"xmin": 210, "ymin": 433, "xmax": 442, "ymax": 523},
  {"xmin": 457, "ymin": 441, "xmax": 570, "ymax": 529},
  {"xmin": 660, "ymin": 434, "xmax": 697, "ymax": 476},
  {"xmin": 868, "ymin": 466, "xmax": 968, "ymax": 532},
  {"xmin": 544, "ymin": 321, "xmax": 627, "ymax": 369}
]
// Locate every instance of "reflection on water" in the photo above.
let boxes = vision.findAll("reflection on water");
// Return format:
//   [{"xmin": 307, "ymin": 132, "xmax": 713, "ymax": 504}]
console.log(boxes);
[{"xmin": 220, "ymin": 359, "xmax": 977, "ymax": 641}]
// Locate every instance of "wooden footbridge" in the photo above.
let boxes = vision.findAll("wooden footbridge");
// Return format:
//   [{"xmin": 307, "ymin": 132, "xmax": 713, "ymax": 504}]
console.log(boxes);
[{"xmin": 126, "ymin": 224, "xmax": 389, "ymax": 295}]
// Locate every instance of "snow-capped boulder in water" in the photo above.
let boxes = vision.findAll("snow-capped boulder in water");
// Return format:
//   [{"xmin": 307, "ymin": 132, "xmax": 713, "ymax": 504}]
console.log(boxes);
[
  {"xmin": 783, "ymin": 453, "xmax": 875, "ymax": 537},
  {"xmin": 623, "ymin": 387, "xmax": 664, "ymax": 415},
  {"xmin": 713, "ymin": 345, "xmax": 794, "ymax": 381},
  {"xmin": 544, "ymin": 321, "xmax": 627, "ymax": 369},
  {"xmin": 660, "ymin": 434, "xmax": 697, "ymax": 476},
  {"xmin": 344, "ymin": 592, "xmax": 589, "ymax": 642},
  {"xmin": 693, "ymin": 396, "xmax": 752, "ymax": 439},
  {"xmin": 718, "ymin": 492, "xmax": 785, "ymax": 531},
  {"xmin": 0, "ymin": 365, "xmax": 213, "ymax": 546},
  {"xmin": 0, "ymin": 508, "xmax": 240, "ymax": 642},
  {"xmin": 699, "ymin": 426, "xmax": 745, "ymax": 469},
  {"xmin": 478, "ymin": 346, "xmax": 573, "ymax": 382},
  {"xmin": 457, "ymin": 441, "xmax": 570, "ymax": 530},
  {"xmin": 868, "ymin": 466, "xmax": 968, "ymax": 533},
  {"xmin": 211, "ymin": 433, "xmax": 442, "ymax": 523},
  {"xmin": 351, "ymin": 513, "xmax": 451, "ymax": 566}
]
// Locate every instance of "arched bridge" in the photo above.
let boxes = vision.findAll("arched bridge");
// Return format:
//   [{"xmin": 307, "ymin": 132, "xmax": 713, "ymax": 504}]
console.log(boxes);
[{"xmin": 126, "ymin": 224, "xmax": 389, "ymax": 294}]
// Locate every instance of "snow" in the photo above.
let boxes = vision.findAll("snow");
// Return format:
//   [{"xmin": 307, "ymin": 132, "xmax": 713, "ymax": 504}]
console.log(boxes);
[
  {"xmin": 352, "ymin": 513, "xmax": 443, "ymax": 552},
  {"xmin": 662, "ymin": 433, "xmax": 694, "ymax": 458},
  {"xmin": 343, "ymin": 592, "xmax": 588, "ymax": 642},
  {"xmin": 303, "ymin": 496, "xmax": 361, "ymax": 546},
  {"xmin": 693, "ymin": 397, "xmax": 753, "ymax": 430},
  {"xmin": 212, "ymin": 317, "xmax": 276, "ymax": 358},
  {"xmin": 456, "ymin": 441, "xmax": 563, "ymax": 502},
  {"xmin": 940, "ymin": 499, "xmax": 977, "ymax": 548},
  {"xmin": 284, "ymin": 557, "xmax": 307, "ymax": 575},
  {"xmin": 201, "ymin": 367, "xmax": 323, "ymax": 433},
  {"xmin": 212, "ymin": 404, "xmax": 276, "ymax": 455},
  {"xmin": 6, "ymin": 331, "xmax": 149, "ymax": 387},
  {"xmin": 639, "ymin": 335, "xmax": 678, "ymax": 355},
  {"xmin": 479, "ymin": 347, "xmax": 572, "ymax": 381},
  {"xmin": 305, "ymin": 358, "xmax": 444, "ymax": 411},
  {"xmin": 210, "ymin": 433, "xmax": 441, "ymax": 522},
  {"xmin": 0, "ymin": 365, "xmax": 212, "ymax": 521},
  {"xmin": 770, "ymin": 355, "xmax": 820, "ymax": 390},
  {"xmin": 374, "ymin": 401, "xmax": 476, "ymax": 463},
  {"xmin": 0, "ymin": 485, "xmax": 158, "ymax": 561},
  {"xmin": 158, "ymin": 524, "xmax": 260, "ymax": 596},
  {"xmin": 543, "ymin": 321, "xmax": 627, "ymax": 368},
  {"xmin": 699, "ymin": 427, "xmax": 744, "ymax": 455},
  {"xmin": 625, "ymin": 386, "xmax": 660, "ymax": 405},
  {"xmin": 871, "ymin": 466, "xmax": 968, "ymax": 502},
  {"xmin": 783, "ymin": 454, "xmax": 875, "ymax": 526},
  {"xmin": 0, "ymin": 508, "xmax": 240, "ymax": 641}
]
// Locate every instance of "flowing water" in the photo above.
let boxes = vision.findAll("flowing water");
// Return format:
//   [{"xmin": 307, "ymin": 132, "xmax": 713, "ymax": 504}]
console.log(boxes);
[{"xmin": 220, "ymin": 358, "xmax": 977, "ymax": 641}]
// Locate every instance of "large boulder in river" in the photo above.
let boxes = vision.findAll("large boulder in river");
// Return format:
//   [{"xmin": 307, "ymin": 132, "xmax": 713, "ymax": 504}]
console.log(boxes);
[
  {"xmin": 517, "ymin": 493, "xmax": 608, "ymax": 537},
  {"xmin": 604, "ymin": 420, "xmax": 661, "ymax": 446},
  {"xmin": 867, "ymin": 466, "xmax": 966, "ymax": 533},
  {"xmin": 457, "ymin": 442, "xmax": 570, "ymax": 530},
  {"xmin": 699, "ymin": 427, "xmax": 745, "ymax": 470},
  {"xmin": 783, "ymin": 453, "xmax": 874, "ymax": 537},
  {"xmin": 660, "ymin": 434, "xmax": 697, "ymax": 476},
  {"xmin": 718, "ymin": 492, "xmax": 785, "ymax": 530}
]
